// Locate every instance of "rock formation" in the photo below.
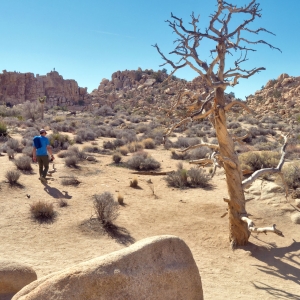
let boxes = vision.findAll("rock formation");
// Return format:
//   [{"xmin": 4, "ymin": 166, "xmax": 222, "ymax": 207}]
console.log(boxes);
[
  {"xmin": 246, "ymin": 73, "xmax": 300, "ymax": 121},
  {"xmin": 0, "ymin": 260, "xmax": 37, "ymax": 298},
  {"xmin": 0, "ymin": 70, "xmax": 89, "ymax": 108},
  {"xmin": 12, "ymin": 235, "xmax": 203, "ymax": 300}
]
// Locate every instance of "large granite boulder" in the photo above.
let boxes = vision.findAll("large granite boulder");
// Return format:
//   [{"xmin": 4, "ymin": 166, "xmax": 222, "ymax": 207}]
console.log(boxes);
[
  {"xmin": 13, "ymin": 235, "xmax": 203, "ymax": 300},
  {"xmin": 0, "ymin": 260, "xmax": 37, "ymax": 298}
]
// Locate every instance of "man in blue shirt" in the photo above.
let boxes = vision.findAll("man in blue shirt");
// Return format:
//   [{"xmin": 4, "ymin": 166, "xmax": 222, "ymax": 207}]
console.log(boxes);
[{"xmin": 32, "ymin": 129, "xmax": 54, "ymax": 184}]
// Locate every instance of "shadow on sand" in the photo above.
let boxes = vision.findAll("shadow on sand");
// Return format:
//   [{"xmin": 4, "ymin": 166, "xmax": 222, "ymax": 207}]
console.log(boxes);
[
  {"xmin": 244, "ymin": 239, "xmax": 300, "ymax": 299},
  {"xmin": 43, "ymin": 184, "xmax": 72, "ymax": 199}
]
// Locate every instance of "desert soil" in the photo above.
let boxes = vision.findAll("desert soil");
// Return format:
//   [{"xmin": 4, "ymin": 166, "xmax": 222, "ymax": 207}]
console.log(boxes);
[{"xmin": 0, "ymin": 133, "xmax": 299, "ymax": 300}]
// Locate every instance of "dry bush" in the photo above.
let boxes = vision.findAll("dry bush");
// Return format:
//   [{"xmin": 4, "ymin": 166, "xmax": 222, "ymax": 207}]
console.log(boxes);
[
  {"xmin": 118, "ymin": 145, "xmax": 129, "ymax": 156},
  {"xmin": 142, "ymin": 138, "xmax": 156, "ymax": 149},
  {"xmin": 239, "ymin": 151, "xmax": 280, "ymax": 172},
  {"xmin": 5, "ymin": 170, "xmax": 21, "ymax": 185},
  {"xmin": 127, "ymin": 151, "xmax": 160, "ymax": 171},
  {"xmin": 165, "ymin": 168, "xmax": 188, "ymax": 188},
  {"xmin": 282, "ymin": 164, "xmax": 300, "ymax": 190},
  {"xmin": 65, "ymin": 156, "xmax": 79, "ymax": 167},
  {"xmin": 6, "ymin": 147, "xmax": 15, "ymax": 159},
  {"xmin": 93, "ymin": 192, "xmax": 119, "ymax": 227},
  {"xmin": 127, "ymin": 141, "xmax": 144, "ymax": 153},
  {"xmin": 130, "ymin": 178, "xmax": 139, "ymax": 188},
  {"xmin": 187, "ymin": 168, "xmax": 210, "ymax": 187},
  {"xmin": 22, "ymin": 146, "xmax": 33, "ymax": 157},
  {"xmin": 61, "ymin": 176, "xmax": 80, "ymax": 186},
  {"xmin": 30, "ymin": 201, "xmax": 55, "ymax": 222},
  {"xmin": 117, "ymin": 193, "xmax": 124, "ymax": 205},
  {"xmin": 14, "ymin": 155, "xmax": 33, "ymax": 171},
  {"xmin": 6, "ymin": 138, "xmax": 21, "ymax": 152},
  {"xmin": 112, "ymin": 152, "xmax": 122, "ymax": 164},
  {"xmin": 103, "ymin": 140, "xmax": 115, "ymax": 150}
]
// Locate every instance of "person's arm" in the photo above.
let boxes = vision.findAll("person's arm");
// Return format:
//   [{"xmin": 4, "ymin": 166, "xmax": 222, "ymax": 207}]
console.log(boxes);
[
  {"xmin": 47, "ymin": 145, "xmax": 54, "ymax": 160},
  {"xmin": 32, "ymin": 147, "xmax": 37, "ymax": 162}
]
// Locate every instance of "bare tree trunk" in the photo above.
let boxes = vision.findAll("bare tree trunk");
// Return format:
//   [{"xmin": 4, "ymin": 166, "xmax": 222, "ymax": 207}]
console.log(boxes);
[{"xmin": 214, "ymin": 88, "xmax": 250, "ymax": 246}]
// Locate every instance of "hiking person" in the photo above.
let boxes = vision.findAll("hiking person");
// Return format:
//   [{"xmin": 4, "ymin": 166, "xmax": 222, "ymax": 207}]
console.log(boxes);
[{"xmin": 32, "ymin": 129, "xmax": 54, "ymax": 183}]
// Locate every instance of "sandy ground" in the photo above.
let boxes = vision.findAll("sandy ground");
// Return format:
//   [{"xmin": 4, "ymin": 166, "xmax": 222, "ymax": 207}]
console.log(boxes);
[{"xmin": 0, "ymin": 134, "xmax": 300, "ymax": 300}]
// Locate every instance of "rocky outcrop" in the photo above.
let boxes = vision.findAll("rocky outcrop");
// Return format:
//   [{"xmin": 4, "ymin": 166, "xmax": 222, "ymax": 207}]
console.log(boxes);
[
  {"xmin": 0, "ymin": 70, "xmax": 89, "ymax": 107},
  {"xmin": 0, "ymin": 260, "xmax": 37, "ymax": 298},
  {"xmin": 246, "ymin": 73, "xmax": 300, "ymax": 121},
  {"xmin": 13, "ymin": 235, "xmax": 203, "ymax": 300}
]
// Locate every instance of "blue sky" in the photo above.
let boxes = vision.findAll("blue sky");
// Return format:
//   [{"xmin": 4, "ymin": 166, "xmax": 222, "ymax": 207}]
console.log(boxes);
[{"xmin": 1, "ymin": 0, "xmax": 299, "ymax": 100}]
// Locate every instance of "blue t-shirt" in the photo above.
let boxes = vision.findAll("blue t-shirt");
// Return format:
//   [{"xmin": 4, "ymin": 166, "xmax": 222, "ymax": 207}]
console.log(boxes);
[{"xmin": 33, "ymin": 136, "xmax": 50, "ymax": 156}]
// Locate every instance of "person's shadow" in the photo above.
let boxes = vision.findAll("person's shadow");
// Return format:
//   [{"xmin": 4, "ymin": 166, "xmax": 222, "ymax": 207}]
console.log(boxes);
[{"xmin": 43, "ymin": 184, "xmax": 72, "ymax": 199}]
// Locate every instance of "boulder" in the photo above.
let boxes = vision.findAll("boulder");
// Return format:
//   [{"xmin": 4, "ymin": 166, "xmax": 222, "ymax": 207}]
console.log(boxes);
[
  {"xmin": 0, "ymin": 260, "xmax": 37, "ymax": 297},
  {"xmin": 291, "ymin": 212, "xmax": 300, "ymax": 224},
  {"xmin": 13, "ymin": 235, "xmax": 203, "ymax": 300}
]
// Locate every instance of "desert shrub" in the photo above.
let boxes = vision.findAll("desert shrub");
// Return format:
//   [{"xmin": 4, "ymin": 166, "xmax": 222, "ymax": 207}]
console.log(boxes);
[
  {"xmin": 187, "ymin": 168, "xmax": 210, "ymax": 187},
  {"xmin": 65, "ymin": 155, "xmax": 79, "ymax": 167},
  {"xmin": 112, "ymin": 152, "xmax": 122, "ymax": 164},
  {"xmin": 6, "ymin": 138, "xmax": 21, "ymax": 152},
  {"xmin": 127, "ymin": 151, "xmax": 160, "ymax": 171},
  {"xmin": 188, "ymin": 147, "xmax": 211, "ymax": 160},
  {"xmin": 130, "ymin": 178, "xmax": 139, "ymax": 188},
  {"xmin": 30, "ymin": 201, "xmax": 55, "ymax": 222},
  {"xmin": 0, "ymin": 120, "xmax": 7, "ymax": 134},
  {"xmin": 110, "ymin": 118, "xmax": 124, "ymax": 127},
  {"xmin": 116, "ymin": 129, "xmax": 136, "ymax": 143},
  {"xmin": 22, "ymin": 146, "xmax": 33, "ymax": 157},
  {"xmin": 117, "ymin": 193, "xmax": 124, "ymax": 205},
  {"xmin": 14, "ymin": 155, "xmax": 33, "ymax": 171},
  {"xmin": 171, "ymin": 150, "xmax": 188, "ymax": 160},
  {"xmin": 6, "ymin": 147, "xmax": 15, "ymax": 159},
  {"xmin": 21, "ymin": 101, "xmax": 42, "ymax": 121},
  {"xmin": 82, "ymin": 145, "xmax": 100, "ymax": 153},
  {"xmin": 282, "ymin": 164, "xmax": 300, "ymax": 189},
  {"xmin": 113, "ymin": 138, "xmax": 125, "ymax": 148},
  {"xmin": 95, "ymin": 105, "xmax": 114, "ymax": 117},
  {"xmin": 127, "ymin": 141, "xmax": 144, "ymax": 153},
  {"xmin": 136, "ymin": 124, "xmax": 149, "ymax": 133},
  {"xmin": 48, "ymin": 133, "xmax": 73, "ymax": 149},
  {"xmin": 67, "ymin": 145, "xmax": 86, "ymax": 159},
  {"xmin": 61, "ymin": 176, "xmax": 80, "ymax": 186},
  {"xmin": 227, "ymin": 122, "xmax": 241, "ymax": 129},
  {"xmin": 5, "ymin": 170, "xmax": 21, "ymax": 185},
  {"xmin": 118, "ymin": 145, "xmax": 129, "ymax": 156},
  {"xmin": 76, "ymin": 128, "xmax": 95, "ymax": 141},
  {"xmin": 93, "ymin": 192, "xmax": 119, "ymax": 227},
  {"xmin": 103, "ymin": 141, "xmax": 115, "ymax": 150},
  {"xmin": 239, "ymin": 151, "xmax": 280, "ymax": 172},
  {"xmin": 165, "ymin": 163, "xmax": 211, "ymax": 188},
  {"xmin": 142, "ymin": 138, "xmax": 156, "ymax": 149}
]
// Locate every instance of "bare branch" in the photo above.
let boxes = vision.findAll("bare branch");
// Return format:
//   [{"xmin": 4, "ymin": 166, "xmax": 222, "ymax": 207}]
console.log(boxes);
[
  {"xmin": 241, "ymin": 216, "xmax": 284, "ymax": 237},
  {"xmin": 224, "ymin": 101, "xmax": 254, "ymax": 114},
  {"xmin": 178, "ymin": 142, "xmax": 219, "ymax": 153}
]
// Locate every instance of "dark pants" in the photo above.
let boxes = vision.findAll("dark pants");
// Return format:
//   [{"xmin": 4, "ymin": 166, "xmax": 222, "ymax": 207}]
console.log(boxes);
[{"xmin": 37, "ymin": 155, "xmax": 49, "ymax": 178}]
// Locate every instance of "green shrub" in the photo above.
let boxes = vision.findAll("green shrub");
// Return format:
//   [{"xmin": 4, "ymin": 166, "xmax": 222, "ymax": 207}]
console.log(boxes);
[{"xmin": 0, "ymin": 120, "xmax": 7, "ymax": 134}]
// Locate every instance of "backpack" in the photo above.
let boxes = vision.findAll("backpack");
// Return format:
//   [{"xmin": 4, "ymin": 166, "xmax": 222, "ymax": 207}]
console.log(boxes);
[{"xmin": 33, "ymin": 136, "xmax": 42, "ymax": 149}]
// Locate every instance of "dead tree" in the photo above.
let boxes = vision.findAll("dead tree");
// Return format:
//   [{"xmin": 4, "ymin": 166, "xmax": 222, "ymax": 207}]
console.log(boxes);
[{"xmin": 154, "ymin": 0, "xmax": 284, "ymax": 247}]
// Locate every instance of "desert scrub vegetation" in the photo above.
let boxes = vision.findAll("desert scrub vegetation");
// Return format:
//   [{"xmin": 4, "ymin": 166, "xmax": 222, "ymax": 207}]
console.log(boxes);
[
  {"xmin": 93, "ymin": 192, "xmax": 119, "ymax": 227},
  {"xmin": 48, "ymin": 132, "xmax": 73, "ymax": 150},
  {"xmin": 281, "ymin": 164, "xmax": 300, "ymax": 189},
  {"xmin": 112, "ymin": 152, "xmax": 122, "ymax": 164},
  {"xmin": 5, "ymin": 169, "xmax": 21, "ymax": 185},
  {"xmin": 61, "ymin": 176, "xmax": 80, "ymax": 186},
  {"xmin": 141, "ymin": 138, "xmax": 156, "ymax": 149},
  {"xmin": 14, "ymin": 155, "xmax": 33, "ymax": 172},
  {"xmin": 65, "ymin": 155, "xmax": 79, "ymax": 167},
  {"xmin": 0, "ymin": 120, "xmax": 7, "ymax": 135},
  {"xmin": 129, "ymin": 177, "xmax": 139, "ymax": 188},
  {"xmin": 165, "ymin": 163, "xmax": 211, "ymax": 188},
  {"xmin": 30, "ymin": 201, "xmax": 55, "ymax": 222},
  {"xmin": 239, "ymin": 151, "xmax": 280, "ymax": 173},
  {"xmin": 126, "ymin": 151, "xmax": 160, "ymax": 171}
]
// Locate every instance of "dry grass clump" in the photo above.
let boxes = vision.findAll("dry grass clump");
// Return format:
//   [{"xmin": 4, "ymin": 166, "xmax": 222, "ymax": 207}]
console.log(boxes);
[
  {"xmin": 165, "ymin": 163, "xmax": 211, "ymax": 189},
  {"xmin": 142, "ymin": 138, "xmax": 156, "ymax": 149},
  {"xmin": 127, "ymin": 141, "xmax": 144, "ymax": 153},
  {"xmin": 30, "ymin": 201, "xmax": 55, "ymax": 222},
  {"xmin": 281, "ymin": 164, "xmax": 300, "ymax": 190},
  {"xmin": 6, "ymin": 147, "xmax": 15, "ymax": 159},
  {"xmin": 14, "ymin": 155, "xmax": 33, "ymax": 171},
  {"xmin": 93, "ymin": 192, "xmax": 119, "ymax": 227},
  {"xmin": 112, "ymin": 152, "xmax": 122, "ymax": 164},
  {"xmin": 126, "ymin": 151, "xmax": 160, "ymax": 171},
  {"xmin": 239, "ymin": 151, "xmax": 280, "ymax": 172},
  {"xmin": 65, "ymin": 156, "xmax": 79, "ymax": 167},
  {"xmin": 61, "ymin": 176, "xmax": 80, "ymax": 186},
  {"xmin": 118, "ymin": 145, "xmax": 129, "ymax": 156},
  {"xmin": 117, "ymin": 192, "xmax": 124, "ymax": 205},
  {"xmin": 5, "ymin": 169, "xmax": 21, "ymax": 185},
  {"xmin": 6, "ymin": 138, "xmax": 21, "ymax": 152},
  {"xmin": 130, "ymin": 177, "xmax": 139, "ymax": 188}
]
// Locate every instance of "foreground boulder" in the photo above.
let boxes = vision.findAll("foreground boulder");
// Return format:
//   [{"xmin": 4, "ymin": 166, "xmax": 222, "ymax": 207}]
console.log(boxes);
[
  {"xmin": 0, "ymin": 260, "xmax": 37, "ymax": 298},
  {"xmin": 13, "ymin": 235, "xmax": 203, "ymax": 300}
]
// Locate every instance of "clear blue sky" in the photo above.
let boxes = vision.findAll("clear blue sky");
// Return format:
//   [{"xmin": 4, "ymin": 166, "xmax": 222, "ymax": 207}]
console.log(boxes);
[{"xmin": 1, "ymin": 0, "xmax": 299, "ymax": 99}]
